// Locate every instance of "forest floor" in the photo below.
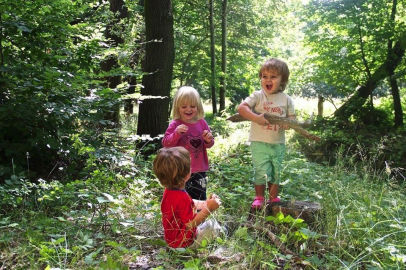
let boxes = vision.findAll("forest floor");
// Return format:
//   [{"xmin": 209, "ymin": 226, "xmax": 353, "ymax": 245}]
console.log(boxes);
[
  {"xmin": 125, "ymin": 117, "xmax": 406, "ymax": 269},
  {"xmin": 1, "ymin": 112, "xmax": 405, "ymax": 269}
]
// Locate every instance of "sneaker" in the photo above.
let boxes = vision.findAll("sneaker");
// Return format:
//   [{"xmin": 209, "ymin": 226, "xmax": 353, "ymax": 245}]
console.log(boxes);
[
  {"xmin": 267, "ymin": 197, "xmax": 281, "ymax": 204},
  {"xmin": 251, "ymin": 196, "xmax": 265, "ymax": 209}
]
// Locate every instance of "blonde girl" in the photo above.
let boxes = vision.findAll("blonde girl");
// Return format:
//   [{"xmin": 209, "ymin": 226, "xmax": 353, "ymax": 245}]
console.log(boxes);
[{"xmin": 162, "ymin": 86, "xmax": 214, "ymax": 200}]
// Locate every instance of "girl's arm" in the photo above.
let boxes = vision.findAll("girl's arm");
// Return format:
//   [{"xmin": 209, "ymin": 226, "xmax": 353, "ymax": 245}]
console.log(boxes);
[
  {"xmin": 162, "ymin": 121, "xmax": 182, "ymax": 147},
  {"xmin": 202, "ymin": 120, "xmax": 215, "ymax": 148}
]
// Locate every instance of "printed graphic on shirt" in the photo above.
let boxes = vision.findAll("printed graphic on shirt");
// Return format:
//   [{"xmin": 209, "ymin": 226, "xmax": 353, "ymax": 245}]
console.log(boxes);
[
  {"xmin": 180, "ymin": 133, "xmax": 203, "ymax": 158},
  {"xmin": 263, "ymin": 101, "xmax": 285, "ymax": 131}
]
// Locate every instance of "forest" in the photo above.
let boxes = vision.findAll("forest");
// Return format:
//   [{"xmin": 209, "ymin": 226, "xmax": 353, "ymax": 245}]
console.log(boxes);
[{"xmin": 0, "ymin": 0, "xmax": 405, "ymax": 269}]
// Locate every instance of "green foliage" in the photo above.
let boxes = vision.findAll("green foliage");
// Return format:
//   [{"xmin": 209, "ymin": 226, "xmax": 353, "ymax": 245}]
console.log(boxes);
[
  {"xmin": 293, "ymin": 105, "xmax": 406, "ymax": 181},
  {"xmin": 301, "ymin": 0, "xmax": 405, "ymax": 100},
  {"xmin": 0, "ymin": 0, "xmax": 144, "ymax": 181},
  {"xmin": 1, "ymin": 0, "xmax": 406, "ymax": 268},
  {"xmin": 1, "ymin": 112, "xmax": 406, "ymax": 269}
]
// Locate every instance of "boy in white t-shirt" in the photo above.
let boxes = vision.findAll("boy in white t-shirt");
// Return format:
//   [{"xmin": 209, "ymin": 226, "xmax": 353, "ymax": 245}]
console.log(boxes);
[{"xmin": 238, "ymin": 58, "xmax": 296, "ymax": 209}]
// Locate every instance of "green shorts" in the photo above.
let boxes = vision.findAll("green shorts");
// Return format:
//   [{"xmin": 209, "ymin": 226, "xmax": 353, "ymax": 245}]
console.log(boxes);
[{"xmin": 250, "ymin": 141, "xmax": 285, "ymax": 185}]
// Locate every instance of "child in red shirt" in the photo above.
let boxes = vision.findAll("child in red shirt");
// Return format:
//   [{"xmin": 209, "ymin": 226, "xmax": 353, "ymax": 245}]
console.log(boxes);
[{"xmin": 153, "ymin": 146, "xmax": 222, "ymax": 248}]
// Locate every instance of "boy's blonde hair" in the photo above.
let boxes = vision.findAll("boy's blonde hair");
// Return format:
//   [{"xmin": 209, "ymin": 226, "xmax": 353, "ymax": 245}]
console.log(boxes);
[
  {"xmin": 259, "ymin": 58, "xmax": 290, "ymax": 91},
  {"xmin": 153, "ymin": 146, "xmax": 190, "ymax": 189},
  {"xmin": 172, "ymin": 86, "xmax": 204, "ymax": 120}
]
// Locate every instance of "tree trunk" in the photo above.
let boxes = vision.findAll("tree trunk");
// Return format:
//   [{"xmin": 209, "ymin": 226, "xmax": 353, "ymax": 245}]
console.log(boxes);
[
  {"xmin": 209, "ymin": 0, "xmax": 217, "ymax": 114},
  {"xmin": 219, "ymin": 0, "xmax": 227, "ymax": 113},
  {"xmin": 124, "ymin": 75, "xmax": 136, "ymax": 115},
  {"xmin": 317, "ymin": 95, "xmax": 324, "ymax": 118},
  {"xmin": 137, "ymin": 0, "xmax": 174, "ymax": 138},
  {"xmin": 334, "ymin": 32, "xmax": 406, "ymax": 120},
  {"xmin": 266, "ymin": 200, "xmax": 323, "ymax": 230},
  {"xmin": 100, "ymin": 0, "xmax": 129, "ymax": 126},
  {"xmin": 387, "ymin": 0, "xmax": 403, "ymax": 127},
  {"xmin": 389, "ymin": 76, "xmax": 403, "ymax": 127}
]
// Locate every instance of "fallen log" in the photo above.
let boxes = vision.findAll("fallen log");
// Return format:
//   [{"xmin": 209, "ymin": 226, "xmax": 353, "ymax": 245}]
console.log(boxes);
[{"xmin": 227, "ymin": 113, "xmax": 321, "ymax": 141}]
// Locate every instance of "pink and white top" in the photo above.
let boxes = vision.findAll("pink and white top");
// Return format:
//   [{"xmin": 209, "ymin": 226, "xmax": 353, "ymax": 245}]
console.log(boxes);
[{"xmin": 162, "ymin": 119, "xmax": 214, "ymax": 173}]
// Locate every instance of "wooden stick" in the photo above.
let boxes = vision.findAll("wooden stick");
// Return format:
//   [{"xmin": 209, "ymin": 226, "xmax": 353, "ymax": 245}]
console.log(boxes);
[
  {"xmin": 227, "ymin": 113, "xmax": 321, "ymax": 141},
  {"xmin": 245, "ymin": 223, "xmax": 297, "ymax": 257}
]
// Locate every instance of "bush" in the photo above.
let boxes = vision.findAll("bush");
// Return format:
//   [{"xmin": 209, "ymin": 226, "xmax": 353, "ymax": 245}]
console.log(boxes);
[{"xmin": 292, "ymin": 110, "xmax": 405, "ymax": 182}]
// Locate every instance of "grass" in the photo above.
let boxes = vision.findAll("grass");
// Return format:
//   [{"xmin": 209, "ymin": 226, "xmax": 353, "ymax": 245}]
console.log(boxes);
[{"xmin": 1, "ymin": 109, "xmax": 405, "ymax": 269}]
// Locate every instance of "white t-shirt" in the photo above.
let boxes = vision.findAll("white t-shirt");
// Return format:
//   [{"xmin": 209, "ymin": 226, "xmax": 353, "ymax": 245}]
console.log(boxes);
[{"xmin": 243, "ymin": 89, "xmax": 295, "ymax": 144}]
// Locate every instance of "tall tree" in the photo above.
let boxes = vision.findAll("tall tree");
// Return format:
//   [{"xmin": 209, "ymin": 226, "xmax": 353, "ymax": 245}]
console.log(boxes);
[
  {"xmin": 334, "ymin": 32, "xmax": 406, "ymax": 120},
  {"xmin": 137, "ymin": 0, "xmax": 174, "ymax": 138},
  {"xmin": 100, "ymin": 0, "xmax": 129, "ymax": 126},
  {"xmin": 219, "ymin": 0, "xmax": 228, "ymax": 113},
  {"xmin": 387, "ymin": 0, "xmax": 403, "ymax": 127},
  {"xmin": 303, "ymin": 0, "xmax": 406, "ymax": 122},
  {"xmin": 209, "ymin": 0, "xmax": 217, "ymax": 114}
]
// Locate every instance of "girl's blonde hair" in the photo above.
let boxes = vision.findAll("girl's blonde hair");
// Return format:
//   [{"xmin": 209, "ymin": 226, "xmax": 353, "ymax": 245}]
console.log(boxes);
[
  {"xmin": 172, "ymin": 86, "xmax": 204, "ymax": 120},
  {"xmin": 153, "ymin": 146, "xmax": 190, "ymax": 189},
  {"xmin": 259, "ymin": 58, "xmax": 290, "ymax": 91}
]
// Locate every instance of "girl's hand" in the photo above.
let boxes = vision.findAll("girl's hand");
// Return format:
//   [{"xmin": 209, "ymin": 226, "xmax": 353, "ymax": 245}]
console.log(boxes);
[
  {"xmin": 202, "ymin": 130, "xmax": 213, "ymax": 143},
  {"xmin": 176, "ymin": 124, "xmax": 188, "ymax": 134}
]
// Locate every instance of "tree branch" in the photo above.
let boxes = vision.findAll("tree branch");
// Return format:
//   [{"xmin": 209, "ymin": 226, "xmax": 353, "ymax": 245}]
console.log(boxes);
[{"xmin": 227, "ymin": 113, "xmax": 321, "ymax": 141}]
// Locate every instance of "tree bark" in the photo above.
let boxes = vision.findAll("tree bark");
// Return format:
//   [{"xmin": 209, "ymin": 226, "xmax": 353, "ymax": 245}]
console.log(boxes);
[
  {"xmin": 387, "ymin": 0, "xmax": 403, "ymax": 127},
  {"xmin": 317, "ymin": 95, "xmax": 324, "ymax": 118},
  {"xmin": 209, "ymin": 0, "xmax": 217, "ymax": 114},
  {"xmin": 100, "ymin": 0, "xmax": 129, "ymax": 126},
  {"xmin": 219, "ymin": 0, "xmax": 227, "ymax": 113},
  {"xmin": 227, "ymin": 113, "xmax": 320, "ymax": 141},
  {"xmin": 137, "ymin": 0, "xmax": 174, "ymax": 138},
  {"xmin": 334, "ymin": 32, "xmax": 406, "ymax": 120},
  {"xmin": 389, "ymin": 76, "xmax": 403, "ymax": 127}
]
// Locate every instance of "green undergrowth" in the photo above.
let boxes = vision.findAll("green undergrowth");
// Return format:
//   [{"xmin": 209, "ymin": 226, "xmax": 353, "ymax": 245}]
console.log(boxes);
[{"xmin": 0, "ymin": 115, "xmax": 405, "ymax": 269}]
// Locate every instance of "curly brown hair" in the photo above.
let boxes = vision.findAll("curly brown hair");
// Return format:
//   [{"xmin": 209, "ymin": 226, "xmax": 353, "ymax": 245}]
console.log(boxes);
[{"xmin": 259, "ymin": 58, "xmax": 290, "ymax": 91}]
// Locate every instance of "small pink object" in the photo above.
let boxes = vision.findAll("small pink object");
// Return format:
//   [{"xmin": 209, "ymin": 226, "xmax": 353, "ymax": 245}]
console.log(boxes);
[
  {"xmin": 269, "ymin": 197, "xmax": 281, "ymax": 203},
  {"xmin": 251, "ymin": 196, "xmax": 265, "ymax": 209}
]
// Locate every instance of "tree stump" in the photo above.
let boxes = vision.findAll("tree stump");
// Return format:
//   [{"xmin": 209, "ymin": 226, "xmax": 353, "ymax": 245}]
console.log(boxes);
[{"xmin": 266, "ymin": 200, "xmax": 323, "ymax": 230}]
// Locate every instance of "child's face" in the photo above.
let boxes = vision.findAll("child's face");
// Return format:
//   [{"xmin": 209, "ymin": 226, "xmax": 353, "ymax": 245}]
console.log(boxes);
[
  {"xmin": 261, "ymin": 69, "xmax": 282, "ymax": 95},
  {"xmin": 179, "ymin": 103, "xmax": 197, "ymax": 123}
]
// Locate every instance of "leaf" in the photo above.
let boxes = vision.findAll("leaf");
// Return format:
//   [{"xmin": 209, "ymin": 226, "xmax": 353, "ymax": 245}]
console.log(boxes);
[
  {"xmin": 96, "ymin": 197, "xmax": 109, "ymax": 203},
  {"xmin": 200, "ymin": 239, "xmax": 207, "ymax": 248},
  {"xmin": 52, "ymin": 237, "xmax": 66, "ymax": 245},
  {"xmin": 84, "ymin": 247, "xmax": 103, "ymax": 265},
  {"xmin": 101, "ymin": 192, "xmax": 119, "ymax": 203}
]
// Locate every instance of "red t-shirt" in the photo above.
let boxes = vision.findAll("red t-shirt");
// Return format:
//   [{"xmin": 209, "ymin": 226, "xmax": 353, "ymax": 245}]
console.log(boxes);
[{"xmin": 161, "ymin": 188, "xmax": 197, "ymax": 248}]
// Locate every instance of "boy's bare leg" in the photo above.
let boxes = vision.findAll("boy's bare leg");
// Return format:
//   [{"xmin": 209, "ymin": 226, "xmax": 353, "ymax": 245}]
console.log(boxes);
[
  {"xmin": 255, "ymin": 184, "xmax": 266, "ymax": 197},
  {"xmin": 269, "ymin": 184, "xmax": 279, "ymax": 201},
  {"xmin": 251, "ymin": 184, "xmax": 266, "ymax": 208}
]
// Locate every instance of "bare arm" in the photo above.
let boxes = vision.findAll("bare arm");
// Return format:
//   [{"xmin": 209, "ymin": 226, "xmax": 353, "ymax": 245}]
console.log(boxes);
[
  {"xmin": 186, "ymin": 197, "xmax": 220, "ymax": 229},
  {"xmin": 238, "ymin": 102, "xmax": 269, "ymax": 126},
  {"xmin": 193, "ymin": 199, "xmax": 207, "ymax": 211}
]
